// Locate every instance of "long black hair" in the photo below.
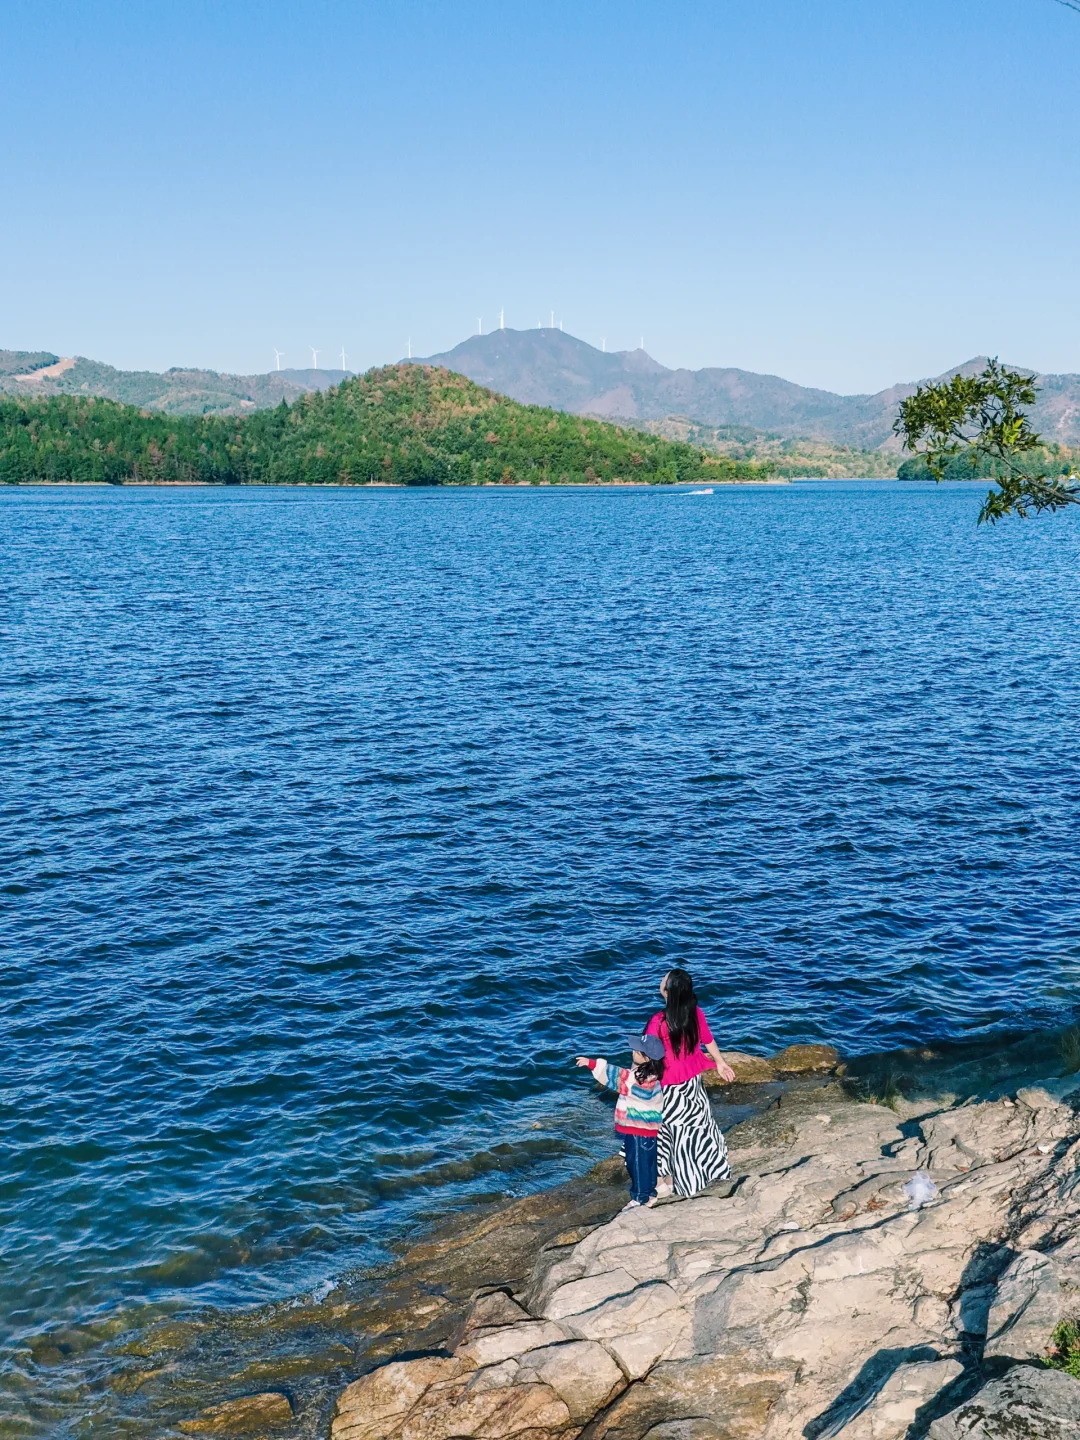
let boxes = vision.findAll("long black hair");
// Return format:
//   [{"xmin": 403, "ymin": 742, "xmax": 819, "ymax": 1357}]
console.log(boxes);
[
  {"xmin": 634, "ymin": 1055, "xmax": 665, "ymax": 1086},
  {"xmin": 663, "ymin": 968, "xmax": 699, "ymax": 1058}
]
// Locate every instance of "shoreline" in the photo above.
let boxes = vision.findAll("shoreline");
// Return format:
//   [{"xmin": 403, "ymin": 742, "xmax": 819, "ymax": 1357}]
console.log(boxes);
[
  {"xmin": 30, "ymin": 1021, "xmax": 1080, "ymax": 1438},
  {"xmin": 325, "ymin": 1023, "xmax": 1080, "ymax": 1440},
  {"xmin": 2, "ymin": 478, "xmax": 794, "ymax": 490}
]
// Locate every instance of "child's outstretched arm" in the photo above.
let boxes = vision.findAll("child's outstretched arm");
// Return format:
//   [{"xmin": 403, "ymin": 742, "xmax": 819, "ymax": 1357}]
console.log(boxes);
[{"xmin": 575, "ymin": 1056, "xmax": 622, "ymax": 1090}]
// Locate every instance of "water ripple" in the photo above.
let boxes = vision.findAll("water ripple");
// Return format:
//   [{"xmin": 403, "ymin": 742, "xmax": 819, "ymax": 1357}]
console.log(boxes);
[{"xmin": 2, "ymin": 481, "xmax": 1080, "ymax": 1431}]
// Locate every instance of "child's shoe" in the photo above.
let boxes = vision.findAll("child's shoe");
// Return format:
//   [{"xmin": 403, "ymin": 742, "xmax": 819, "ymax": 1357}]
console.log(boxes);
[{"xmin": 621, "ymin": 1199, "xmax": 643, "ymax": 1211}]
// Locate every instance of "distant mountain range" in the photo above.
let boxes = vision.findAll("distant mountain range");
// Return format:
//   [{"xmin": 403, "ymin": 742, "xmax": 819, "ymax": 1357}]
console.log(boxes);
[
  {"xmin": 418, "ymin": 331, "xmax": 1080, "ymax": 451},
  {"xmin": 5, "ymin": 333, "xmax": 1080, "ymax": 451},
  {"xmin": 0, "ymin": 351, "xmax": 351, "ymax": 415}
]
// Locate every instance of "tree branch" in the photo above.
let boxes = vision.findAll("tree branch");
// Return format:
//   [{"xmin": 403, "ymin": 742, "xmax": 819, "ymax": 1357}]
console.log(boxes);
[{"xmin": 894, "ymin": 359, "xmax": 1080, "ymax": 523}]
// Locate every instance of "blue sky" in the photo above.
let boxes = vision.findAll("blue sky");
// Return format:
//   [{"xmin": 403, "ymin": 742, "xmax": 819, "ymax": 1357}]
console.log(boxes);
[{"xmin": 4, "ymin": 0, "xmax": 1079, "ymax": 392}]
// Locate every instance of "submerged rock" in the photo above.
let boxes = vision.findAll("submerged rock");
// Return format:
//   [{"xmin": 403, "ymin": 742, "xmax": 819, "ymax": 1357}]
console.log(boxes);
[
  {"xmin": 342, "ymin": 1158, "xmax": 629, "ymax": 1363},
  {"xmin": 178, "ymin": 1389, "xmax": 293, "ymax": 1433}
]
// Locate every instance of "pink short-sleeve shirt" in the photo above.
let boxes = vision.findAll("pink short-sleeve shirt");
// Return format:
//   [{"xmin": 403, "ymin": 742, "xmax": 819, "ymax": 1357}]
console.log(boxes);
[{"xmin": 645, "ymin": 1006, "xmax": 715, "ymax": 1087}]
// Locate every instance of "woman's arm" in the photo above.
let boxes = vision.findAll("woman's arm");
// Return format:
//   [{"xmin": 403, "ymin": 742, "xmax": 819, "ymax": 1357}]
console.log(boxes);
[{"xmin": 704, "ymin": 1040, "xmax": 736, "ymax": 1083}]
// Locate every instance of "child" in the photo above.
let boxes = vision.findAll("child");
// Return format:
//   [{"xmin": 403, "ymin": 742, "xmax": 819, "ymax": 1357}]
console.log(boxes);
[{"xmin": 576, "ymin": 1033, "xmax": 665, "ymax": 1208}]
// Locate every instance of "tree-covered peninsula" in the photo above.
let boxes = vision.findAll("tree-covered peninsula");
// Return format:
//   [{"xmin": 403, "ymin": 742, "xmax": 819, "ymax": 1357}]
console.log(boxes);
[{"xmin": 0, "ymin": 365, "xmax": 773, "ymax": 487}]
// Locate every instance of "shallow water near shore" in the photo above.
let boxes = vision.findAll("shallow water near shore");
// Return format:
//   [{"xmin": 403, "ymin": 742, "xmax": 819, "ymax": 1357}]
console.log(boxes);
[{"xmin": 3, "ymin": 480, "xmax": 1080, "ymax": 1434}]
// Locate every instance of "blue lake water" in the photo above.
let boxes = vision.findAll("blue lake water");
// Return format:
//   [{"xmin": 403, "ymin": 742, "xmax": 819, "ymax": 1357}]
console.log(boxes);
[{"xmin": 3, "ymin": 480, "xmax": 1080, "ymax": 1428}]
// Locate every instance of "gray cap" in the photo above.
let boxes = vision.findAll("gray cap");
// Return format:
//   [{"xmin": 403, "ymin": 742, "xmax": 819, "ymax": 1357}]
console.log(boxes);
[{"xmin": 627, "ymin": 1033, "xmax": 665, "ymax": 1062}]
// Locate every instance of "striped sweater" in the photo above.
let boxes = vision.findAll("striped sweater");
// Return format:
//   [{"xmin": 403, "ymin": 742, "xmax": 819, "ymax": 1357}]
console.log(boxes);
[{"xmin": 586, "ymin": 1058, "xmax": 663, "ymax": 1136}]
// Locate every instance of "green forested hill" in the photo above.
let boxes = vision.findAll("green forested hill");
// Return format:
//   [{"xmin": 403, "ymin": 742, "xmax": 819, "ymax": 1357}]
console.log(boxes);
[
  {"xmin": 0, "ymin": 364, "xmax": 771, "ymax": 486},
  {"xmin": 635, "ymin": 415, "xmax": 902, "ymax": 477},
  {"xmin": 0, "ymin": 349, "xmax": 58, "ymax": 378},
  {"xmin": 0, "ymin": 355, "xmax": 345, "ymax": 414},
  {"xmin": 0, "ymin": 392, "xmax": 243, "ymax": 485},
  {"xmin": 896, "ymin": 443, "xmax": 1080, "ymax": 484}
]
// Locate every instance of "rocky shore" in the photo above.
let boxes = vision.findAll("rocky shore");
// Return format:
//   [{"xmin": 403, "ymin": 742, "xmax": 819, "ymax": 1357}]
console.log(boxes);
[
  {"xmin": 322, "ymin": 1040, "xmax": 1080, "ymax": 1440},
  {"xmin": 146, "ymin": 1032, "xmax": 1080, "ymax": 1438}
]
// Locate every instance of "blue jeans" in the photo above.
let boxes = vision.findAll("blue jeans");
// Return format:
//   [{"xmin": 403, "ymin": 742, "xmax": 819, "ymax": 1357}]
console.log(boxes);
[{"xmin": 622, "ymin": 1133, "xmax": 658, "ymax": 1204}]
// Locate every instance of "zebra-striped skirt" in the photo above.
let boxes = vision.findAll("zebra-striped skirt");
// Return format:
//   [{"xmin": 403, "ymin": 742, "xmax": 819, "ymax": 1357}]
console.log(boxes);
[{"xmin": 658, "ymin": 1074, "xmax": 730, "ymax": 1198}]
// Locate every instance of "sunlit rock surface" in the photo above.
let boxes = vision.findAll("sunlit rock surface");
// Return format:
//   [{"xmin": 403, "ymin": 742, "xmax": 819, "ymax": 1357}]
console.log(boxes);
[{"xmin": 333, "ymin": 1076, "xmax": 1080, "ymax": 1440}]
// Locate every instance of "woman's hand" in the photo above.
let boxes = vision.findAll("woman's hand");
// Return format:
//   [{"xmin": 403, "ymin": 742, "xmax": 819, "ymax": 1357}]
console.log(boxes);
[
  {"xmin": 575, "ymin": 1056, "xmax": 591, "ymax": 1068},
  {"xmin": 705, "ymin": 1041, "xmax": 736, "ymax": 1084}
]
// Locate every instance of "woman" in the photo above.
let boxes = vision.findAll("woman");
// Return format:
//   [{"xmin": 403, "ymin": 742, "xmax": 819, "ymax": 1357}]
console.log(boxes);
[{"xmin": 645, "ymin": 968, "xmax": 736, "ymax": 1198}]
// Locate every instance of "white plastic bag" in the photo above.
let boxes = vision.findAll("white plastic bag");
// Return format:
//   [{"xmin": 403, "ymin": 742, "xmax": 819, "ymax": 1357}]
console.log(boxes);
[{"xmin": 902, "ymin": 1171, "xmax": 938, "ymax": 1210}]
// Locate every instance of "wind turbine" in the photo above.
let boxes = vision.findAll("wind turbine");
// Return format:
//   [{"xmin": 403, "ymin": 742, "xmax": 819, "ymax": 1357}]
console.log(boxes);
[
  {"xmin": 499, "ymin": 307, "xmax": 505, "ymax": 330},
  {"xmin": 273, "ymin": 348, "xmax": 284, "ymax": 370},
  {"xmin": 550, "ymin": 310, "xmax": 554, "ymax": 329},
  {"xmin": 601, "ymin": 338, "xmax": 606, "ymax": 353},
  {"xmin": 408, "ymin": 338, "xmax": 412, "ymax": 359},
  {"xmin": 310, "ymin": 346, "xmax": 320, "ymax": 369},
  {"xmin": 340, "ymin": 345, "xmax": 349, "ymax": 372},
  {"xmin": 478, "ymin": 318, "xmax": 482, "ymax": 335}
]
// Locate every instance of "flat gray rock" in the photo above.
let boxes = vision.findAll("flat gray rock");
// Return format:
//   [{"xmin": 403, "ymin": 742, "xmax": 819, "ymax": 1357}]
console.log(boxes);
[
  {"xmin": 983, "ymin": 1251, "xmax": 1064, "ymax": 1361},
  {"xmin": 928, "ymin": 1365, "xmax": 1080, "ymax": 1439}
]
